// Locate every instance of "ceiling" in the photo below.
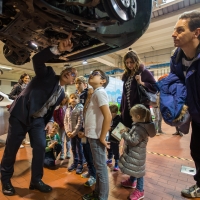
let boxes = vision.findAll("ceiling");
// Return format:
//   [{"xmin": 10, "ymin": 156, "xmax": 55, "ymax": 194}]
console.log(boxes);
[{"xmin": 0, "ymin": 0, "xmax": 199, "ymax": 78}]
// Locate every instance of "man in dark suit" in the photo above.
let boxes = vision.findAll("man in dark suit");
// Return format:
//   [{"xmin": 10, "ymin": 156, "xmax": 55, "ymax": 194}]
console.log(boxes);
[{"xmin": 1, "ymin": 34, "xmax": 76, "ymax": 196}]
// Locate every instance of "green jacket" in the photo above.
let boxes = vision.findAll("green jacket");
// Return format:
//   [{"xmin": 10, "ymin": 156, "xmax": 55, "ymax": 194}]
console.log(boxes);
[{"xmin": 45, "ymin": 133, "xmax": 61, "ymax": 152}]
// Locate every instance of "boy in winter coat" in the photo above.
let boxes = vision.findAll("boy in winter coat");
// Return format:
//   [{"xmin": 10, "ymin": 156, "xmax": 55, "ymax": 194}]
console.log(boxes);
[{"xmin": 64, "ymin": 93, "xmax": 84, "ymax": 174}]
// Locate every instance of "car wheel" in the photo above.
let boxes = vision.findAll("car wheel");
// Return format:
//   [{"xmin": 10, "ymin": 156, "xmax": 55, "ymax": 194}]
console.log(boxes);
[
  {"xmin": 3, "ymin": 44, "xmax": 31, "ymax": 65},
  {"xmin": 102, "ymin": 0, "xmax": 137, "ymax": 22}
]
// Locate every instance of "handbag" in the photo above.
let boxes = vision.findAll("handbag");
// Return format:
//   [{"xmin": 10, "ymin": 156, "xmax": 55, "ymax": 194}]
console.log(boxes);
[{"xmin": 137, "ymin": 84, "xmax": 157, "ymax": 107}]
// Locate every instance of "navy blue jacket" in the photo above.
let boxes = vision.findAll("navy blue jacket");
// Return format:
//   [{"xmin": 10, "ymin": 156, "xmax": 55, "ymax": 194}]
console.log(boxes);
[
  {"xmin": 9, "ymin": 48, "xmax": 65, "ymax": 125},
  {"xmin": 170, "ymin": 46, "xmax": 200, "ymax": 124}
]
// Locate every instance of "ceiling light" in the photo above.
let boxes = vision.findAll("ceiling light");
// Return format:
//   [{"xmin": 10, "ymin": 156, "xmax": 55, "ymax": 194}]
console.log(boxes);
[
  {"xmin": 31, "ymin": 42, "xmax": 38, "ymax": 47},
  {"xmin": 82, "ymin": 60, "xmax": 88, "ymax": 65},
  {"xmin": 0, "ymin": 65, "xmax": 12, "ymax": 70}
]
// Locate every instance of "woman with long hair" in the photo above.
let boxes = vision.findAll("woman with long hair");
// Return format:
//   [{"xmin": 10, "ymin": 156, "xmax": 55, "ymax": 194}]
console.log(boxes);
[
  {"xmin": 8, "ymin": 73, "xmax": 31, "ymax": 148},
  {"xmin": 8, "ymin": 73, "xmax": 30, "ymax": 100},
  {"xmin": 120, "ymin": 51, "xmax": 157, "ymax": 128}
]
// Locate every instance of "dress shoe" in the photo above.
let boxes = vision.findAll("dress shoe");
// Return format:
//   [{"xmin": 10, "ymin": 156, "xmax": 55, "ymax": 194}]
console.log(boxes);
[
  {"xmin": 2, "ymin": 181, "xmax": 15, "ymax": 196},
  {"xmin": 29, "ymin": 180, "xmax": 52, "ymax": 193}
]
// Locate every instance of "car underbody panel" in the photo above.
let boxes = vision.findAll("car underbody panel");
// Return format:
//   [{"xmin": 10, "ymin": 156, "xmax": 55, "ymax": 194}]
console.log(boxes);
[{"xmin": 0, "ymin": 0, "xmax": 152, "ymax": 65}]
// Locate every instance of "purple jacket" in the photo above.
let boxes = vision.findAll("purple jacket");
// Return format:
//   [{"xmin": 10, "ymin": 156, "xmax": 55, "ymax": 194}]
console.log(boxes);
[{"xmin": 120, "ymin": 65, "xmax": 156, "ymax": 128}]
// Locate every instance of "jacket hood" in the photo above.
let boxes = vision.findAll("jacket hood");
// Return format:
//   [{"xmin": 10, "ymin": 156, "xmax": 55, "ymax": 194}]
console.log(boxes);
[{"xmin": 134, "ymin": 122, "xmax": 156, "ymax": 138}]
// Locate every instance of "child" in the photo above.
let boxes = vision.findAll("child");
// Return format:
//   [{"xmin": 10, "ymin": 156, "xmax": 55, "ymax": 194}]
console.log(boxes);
[
  {"xmin": 64, "ymin": 93, "xmax": 84, "ymax": 174},
  {"xmin": 44, "ymin": 122, "xmax": 62, "ymax": 168},
  {"xmin": 153, "ymin": 106, "xmax": 164, "ymax": 136},
  {"xmin": 119, "ymin": 104, "xmax": 156, "ymax": 200},
  {"xmin": 75, "ymin": 76, "xmax": 96, "ymax": 187},
  {"xmin": 82, "ymin": 70, "xmax": 112, "ymax": 200},
  {"xmin": 53, "ymin": 93, "xmax": 71, "ymax": 160},
  {"xmin": 107, "ymin": 104, "xmax": 121, "ymax": 171}
]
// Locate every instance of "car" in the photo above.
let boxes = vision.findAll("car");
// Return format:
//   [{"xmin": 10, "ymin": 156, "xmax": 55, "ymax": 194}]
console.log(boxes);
[
  {"xmin": 0, "ymin": 0, "xmax": 152, "ymax": 65},
  {"xmin": 0, "ymin": 91, "xmax": 13, "ymax": 136}
]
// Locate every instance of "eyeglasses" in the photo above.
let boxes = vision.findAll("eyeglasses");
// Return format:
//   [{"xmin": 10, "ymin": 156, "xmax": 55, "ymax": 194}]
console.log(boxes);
[
  {"xmin": 66, "ymin": 71, "xmax": 76, "ymax": 78},
  {"xmin": 89, "ymin": 71, "xmax": 105, "ymax": 79}
]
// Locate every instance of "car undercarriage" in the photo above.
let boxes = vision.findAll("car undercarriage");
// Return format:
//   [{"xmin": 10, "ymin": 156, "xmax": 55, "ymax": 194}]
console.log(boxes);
[{"xmin": 0, "ymin": 0, "xmax": 152, "ymax": 65}]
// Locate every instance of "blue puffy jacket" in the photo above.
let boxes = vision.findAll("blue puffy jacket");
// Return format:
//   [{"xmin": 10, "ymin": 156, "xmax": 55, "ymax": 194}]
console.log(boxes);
[
  {"xmin": 170, "ymin": 46, "xmax": 200, "ymax": 124},
  {"xmin": 157, "ymin": 73, "xmax": 187, "ymax": 126}
]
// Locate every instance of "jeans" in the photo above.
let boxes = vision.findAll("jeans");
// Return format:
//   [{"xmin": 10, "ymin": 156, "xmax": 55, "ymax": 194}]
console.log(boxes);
[
  {"xmin": 58, "ymin": 127, "xmax": 71, "ymax": 155},
  {"xmin": 88, "ymin": 138, "xmax": 109, "ymax": 200},
  {"xmin": 71, "ymin": 135, "xmax": 84, "ymax": 165},
  {"xmin": 190, "ymin": 120, "xmax": 200, "ymax": 187},
  {"xmin": 107, "ymin": 142, "xmax": 119, "ymax": 161},
  {"xmin": 82, "ymin": 139, "xmax": 96, "ymax": 178},
  {"xmin": 153, "ymin": 107, "xmax": 162, "ymax": 132},
  {"xmin": 130, "ymin": 176, "xmax": 144, "ymax": 191},
  {"xmin": 44, "ymin": 144, "xmax": 62, "ymax": 167}
]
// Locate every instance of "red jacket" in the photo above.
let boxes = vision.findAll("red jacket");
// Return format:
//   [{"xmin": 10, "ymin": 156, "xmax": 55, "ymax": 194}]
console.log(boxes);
[{"xmin": 53, "ymin": 105, "xmax": 66, "ymax": 128}]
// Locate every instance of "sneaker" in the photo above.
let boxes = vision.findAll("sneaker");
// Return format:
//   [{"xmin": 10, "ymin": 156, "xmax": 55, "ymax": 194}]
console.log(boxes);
[
  {"xmin": 156, "ymin": 132, "xmax": 160, "ymax": 136},
  {"xmin": 81, "ymin": 172, "xmax": 90, "ymax": 178},
  {"xmin": 172, "ymin": 131, "xmax": 184, "ymax": 136},
  {"xmin": 172, "ymin": 131, "xmax": 179, "ymax": 135},
  {"xmin": 129, "ymin": 189, "xmax": 144, "ymax": 200},
  {"xmin": 76, "ymin": 164, "xmax": 83, "ymax": 174},
  {"xmin": 68, "ymin": 163, "xmax": 77, "ymax": 172},
  {"xmin": 113, "ymin": 163, "xmax": 119, "ymax": 171},
  {"xmin": 20, "ymin": 144, "xmax": 24, "ymax": 148},
  {"xmin": 179, "ymin": 131, "xmax": 184, "ymax": 136},
  {"xmin": 121, "ymin": 178, "xmax": 136, "ymax": 188},
  {"xmin": 59, "ymin": 154, "xmax": 65, "ymax": 160},
  {"xmin": 113, "ymin": 166, "xmax": 119, "ymax": 171},
  {"xmin": 158, "ymin": 130, "xmax": 165, "ymax": 134},
  {"xmin": 84, "ymin": 176, "xmax": 96, "ymax": 187},
  {"xmin": 65, "ymin": 151, "xmax": 71, "ymax": 159},
  {"xmin": 106, "ymin": 159, "xmax": 112, "ymax": 165},
  {"xmin": 181, "ymin": 184, "xmax": 200, "ymax": 198},
  {"xmin": 82, "ymin": 191, "xmax": 99, "ymax": 200}
]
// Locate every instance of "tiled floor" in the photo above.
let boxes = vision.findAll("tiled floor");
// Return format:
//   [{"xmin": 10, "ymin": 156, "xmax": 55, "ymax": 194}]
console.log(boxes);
[{"xmin": 0, "ymin": 122, "xmax": 198, "ymax": 200}]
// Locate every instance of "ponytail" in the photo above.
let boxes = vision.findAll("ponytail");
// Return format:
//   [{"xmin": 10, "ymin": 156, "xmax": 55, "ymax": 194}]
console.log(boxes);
[
  {"xmin": 144, "ymin": 108, "xmax": 151, "ymax": 122},
  {"xmin": 130, "ymin": 104, "xmax": 151, "ymax": 122}
]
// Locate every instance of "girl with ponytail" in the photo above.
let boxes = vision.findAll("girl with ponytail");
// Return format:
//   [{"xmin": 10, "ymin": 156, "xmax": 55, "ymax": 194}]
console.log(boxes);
[{"xmin": 119, "ymin": 104, "xmax": 156, "ymax": 200}]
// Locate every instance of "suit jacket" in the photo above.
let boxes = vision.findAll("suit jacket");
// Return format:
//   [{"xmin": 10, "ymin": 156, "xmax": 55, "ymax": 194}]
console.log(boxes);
[{"xmin": 9, "ymin": 48, "xmax": 65, "ymax": 125}]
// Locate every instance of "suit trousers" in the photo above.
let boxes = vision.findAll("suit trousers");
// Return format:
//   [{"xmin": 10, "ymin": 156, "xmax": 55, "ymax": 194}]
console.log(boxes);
[{"xmin": 1, "ymin": 115, "xmax": 46, "ymax": 184}]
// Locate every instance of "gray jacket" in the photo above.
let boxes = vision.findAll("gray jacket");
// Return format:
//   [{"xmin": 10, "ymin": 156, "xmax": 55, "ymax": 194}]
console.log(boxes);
[
  {"xmin": 64, "ymin": 103, "xmax": 83, "ymax": 137},
  {"xmin": 119, "ymin": 122, "xmax": 156, "ymax": 178}
]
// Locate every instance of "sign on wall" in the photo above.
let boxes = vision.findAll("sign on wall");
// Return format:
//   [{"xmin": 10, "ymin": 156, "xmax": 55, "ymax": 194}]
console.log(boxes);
[{"xmin": 105, "ymin": 77, "xmax": 123, "ymax": 105}]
